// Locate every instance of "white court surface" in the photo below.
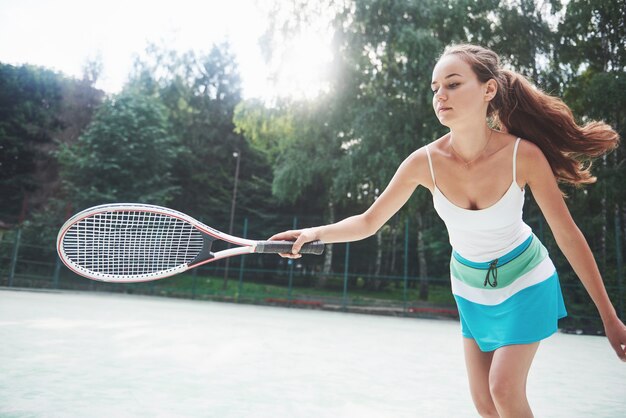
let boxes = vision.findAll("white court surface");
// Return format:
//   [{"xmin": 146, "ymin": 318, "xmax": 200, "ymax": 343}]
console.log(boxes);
[{"xmin": 1, "ymin": 289, "xmax": 625, "ymax": 418}]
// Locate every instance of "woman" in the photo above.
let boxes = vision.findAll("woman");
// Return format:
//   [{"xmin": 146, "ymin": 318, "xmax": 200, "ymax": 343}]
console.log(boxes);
[{"xmin": 270, "ymin": 44, "xmax": 626, "ymax": 417}]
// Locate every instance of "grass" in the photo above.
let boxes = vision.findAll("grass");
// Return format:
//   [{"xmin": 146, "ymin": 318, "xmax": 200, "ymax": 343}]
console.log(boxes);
[{"xmin": 147, "ymin": 273, "xmax": 457, "ymax": 308}]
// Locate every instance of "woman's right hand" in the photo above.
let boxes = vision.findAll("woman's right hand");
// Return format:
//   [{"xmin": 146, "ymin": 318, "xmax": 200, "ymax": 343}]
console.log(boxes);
[{"xmin": 269, "ymin": 227, "xmax": 320, "ymax": 259}]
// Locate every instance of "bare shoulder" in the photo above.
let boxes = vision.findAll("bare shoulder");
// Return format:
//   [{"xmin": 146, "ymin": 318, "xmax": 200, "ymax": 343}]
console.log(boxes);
[
  {"xmin": 402, "ymin": 146, "xmax": 431, "ymax": 181},
  {"xmin": 399, "ymin": 141, "xmax": 441, "ymax": 190},
  {"xmin": 516, "ymin": 138, "xmax": 550, "ymax": 167},
  {"xmin": 422, "ymin": 133, "xmax": 450, "ymax": 153},
  {"xmin": 515, "ymin": 138, "xmax": 574, "ymax": 231},
  {"xmin": 517, "ymin": 138, "xmax": 545, "ymax": 159},
  {"xmin": 516, "ymin": 138, "xmax": 553, "ymax": 187}
]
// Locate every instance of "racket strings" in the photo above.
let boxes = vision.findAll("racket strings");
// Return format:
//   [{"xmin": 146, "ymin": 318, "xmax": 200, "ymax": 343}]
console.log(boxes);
[{"xmin": 62, "ymin": 211, "xmax": 204, "ymax": 277}]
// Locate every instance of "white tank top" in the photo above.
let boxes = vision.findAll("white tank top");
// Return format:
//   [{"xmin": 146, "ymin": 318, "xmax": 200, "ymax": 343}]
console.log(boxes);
[{"xmin": 425, "ymin": 138, "xmax": 532, "ymax": 262}]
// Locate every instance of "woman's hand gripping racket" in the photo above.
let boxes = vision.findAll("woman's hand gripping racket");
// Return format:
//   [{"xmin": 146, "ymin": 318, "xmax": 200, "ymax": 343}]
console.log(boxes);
[{"xmin": 56, "ymin": 203, "xmax": 324, "ymax": 283}]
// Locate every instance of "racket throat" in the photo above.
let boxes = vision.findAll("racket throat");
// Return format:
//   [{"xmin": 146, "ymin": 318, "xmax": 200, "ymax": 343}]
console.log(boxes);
[{"xmin": 188, "ymin": 234, "xmax": 217, "ymax": 266}]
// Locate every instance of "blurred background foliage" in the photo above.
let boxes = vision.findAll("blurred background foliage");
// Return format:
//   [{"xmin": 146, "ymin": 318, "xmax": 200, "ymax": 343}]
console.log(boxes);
[{"xmin": 1, "ymin": 0, "xmax": 624, "ymax": 327}]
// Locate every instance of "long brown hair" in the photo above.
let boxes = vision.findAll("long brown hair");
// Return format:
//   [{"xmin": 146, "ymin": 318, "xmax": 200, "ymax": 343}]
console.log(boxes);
[{"xmin": 441, "ymin": 44, "xmax": 619, "ymax": 185}]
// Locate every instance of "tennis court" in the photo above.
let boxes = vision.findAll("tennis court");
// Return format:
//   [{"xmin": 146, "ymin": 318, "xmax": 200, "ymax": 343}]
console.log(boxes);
[{"xmin": 1, "ymin": 288, "xmax": 624, "ymax": 418}]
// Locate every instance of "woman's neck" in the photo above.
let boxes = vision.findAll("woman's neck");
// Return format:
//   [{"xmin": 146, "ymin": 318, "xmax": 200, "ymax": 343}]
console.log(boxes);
[{"xmin": 448, "ymin": 125, "xmax": 493, "ymax": 160}]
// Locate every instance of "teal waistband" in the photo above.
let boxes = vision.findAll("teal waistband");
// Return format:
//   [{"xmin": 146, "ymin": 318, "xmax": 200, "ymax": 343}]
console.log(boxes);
[{"xmin": 452, "ymin": 234, "xmax": 534, "ymax": 269}]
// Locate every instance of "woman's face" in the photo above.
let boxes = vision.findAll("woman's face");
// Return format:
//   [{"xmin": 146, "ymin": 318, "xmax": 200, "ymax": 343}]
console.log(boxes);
[{"xmin": 431, "ymin": 54, "xmax": 491, "ymax": 127}]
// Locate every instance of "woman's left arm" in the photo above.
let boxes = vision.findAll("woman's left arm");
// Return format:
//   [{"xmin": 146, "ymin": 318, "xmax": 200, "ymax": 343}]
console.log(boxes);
[{"xmin": 521, "ymin": 140, "xmax": 626, "ymax": 361}]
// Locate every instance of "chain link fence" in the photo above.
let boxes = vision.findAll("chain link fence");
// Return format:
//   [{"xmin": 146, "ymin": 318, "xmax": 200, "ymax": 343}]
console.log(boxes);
[{"xmin": 1, "ymin": 225, "xmax": 623, "ymax": 333}]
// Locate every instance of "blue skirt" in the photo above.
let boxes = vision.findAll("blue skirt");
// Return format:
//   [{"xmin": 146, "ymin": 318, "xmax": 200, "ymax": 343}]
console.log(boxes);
[{"xmin": 450, "ymin": 234, "xmax": 567, "ymax": 352}]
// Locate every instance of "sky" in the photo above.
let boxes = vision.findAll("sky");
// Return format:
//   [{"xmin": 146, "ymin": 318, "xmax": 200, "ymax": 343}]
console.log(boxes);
[{"xmin": 0, "ymin": 0, "xmax": 334, "ymax": 100}]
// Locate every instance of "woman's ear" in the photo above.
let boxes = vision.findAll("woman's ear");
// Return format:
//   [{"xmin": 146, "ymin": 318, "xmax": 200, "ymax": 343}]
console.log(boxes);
[{"xmin": 485, "ymin": 79, "xmax": 497, "ymax": 102}]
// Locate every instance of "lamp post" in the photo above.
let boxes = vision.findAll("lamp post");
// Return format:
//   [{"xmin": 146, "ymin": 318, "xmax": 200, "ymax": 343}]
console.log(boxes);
[{"xmin": 223, "ymin": 150, "xmax": 241, "ymax": 289}]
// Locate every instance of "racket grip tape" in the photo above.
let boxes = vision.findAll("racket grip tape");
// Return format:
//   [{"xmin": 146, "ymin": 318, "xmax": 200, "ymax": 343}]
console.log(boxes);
[{"xmin": 256, "ymin": 240, "xmax": 325, "ymax": 255}]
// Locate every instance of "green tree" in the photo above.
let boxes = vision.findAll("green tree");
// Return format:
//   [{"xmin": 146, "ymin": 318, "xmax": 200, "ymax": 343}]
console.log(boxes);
[
  {"xmin": 252, "ymin": 0, "xmax": 562, "ymax": 294},
  {"xmin": 127, "ymin": 43, "xmax": 281, "ymax": 235},
  {"xmin": 325, "ymin": 0, "xmax": 560, "ymax": 295},
  {"xmin": 0, "ymin": 64, "xmax": 63, "ymax": 221},
  {"xmin": 57, "ymin": 92, "xmax": 180, "ymax": 208},
  {"xmin": 234, "ymin": 96, "xmax": 341, "ymax": 286},
  {"xmin": 557, "ymin": 0, "xmax": 625, "ymax": 74},
  {"xmin": 554, "ymin": 0, "xmax": 626, "ymax": 324}
]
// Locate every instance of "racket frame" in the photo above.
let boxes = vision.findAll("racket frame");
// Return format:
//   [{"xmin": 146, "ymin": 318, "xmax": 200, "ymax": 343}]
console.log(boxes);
[{"xmin": 57, "ymin": 203, "xmax": 265, "ymax": 283}]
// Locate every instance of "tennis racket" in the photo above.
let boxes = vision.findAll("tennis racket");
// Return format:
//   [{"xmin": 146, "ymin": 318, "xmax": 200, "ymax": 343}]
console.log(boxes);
[{"xmin": 57, "ymin": 203, "xmax": 324, "ymax": 283}]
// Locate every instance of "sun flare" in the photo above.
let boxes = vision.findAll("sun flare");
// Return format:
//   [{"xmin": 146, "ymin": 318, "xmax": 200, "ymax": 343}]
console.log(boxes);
[{"xmin": 271, "ymin": 31, "xmax": 334, "ymax": 100}]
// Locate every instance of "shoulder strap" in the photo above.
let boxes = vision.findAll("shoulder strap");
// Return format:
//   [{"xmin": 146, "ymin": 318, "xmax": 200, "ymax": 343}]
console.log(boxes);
[
  {"xmin": 513, "ymin": 138, "xmax": 522, "ymax": 184},
  {"xmin": 425, "ymin": 145, "xmax": 436, "ymax": 187}
]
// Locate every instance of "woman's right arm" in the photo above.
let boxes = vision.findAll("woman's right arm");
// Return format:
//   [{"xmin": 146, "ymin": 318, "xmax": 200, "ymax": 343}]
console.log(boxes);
[{"xmin": 270, "ymin": 148, "xmax": 430, "ymax": 256}]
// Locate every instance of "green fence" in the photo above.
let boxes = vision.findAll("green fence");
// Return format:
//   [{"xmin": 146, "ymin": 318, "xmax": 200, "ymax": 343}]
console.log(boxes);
[
  {"xmin": 0, "ymin": 229, "xmax": 457, "ymax": 319},
  {"xmin": 0, "ymin": 226, "xmax": 623, "ymax": 333}
]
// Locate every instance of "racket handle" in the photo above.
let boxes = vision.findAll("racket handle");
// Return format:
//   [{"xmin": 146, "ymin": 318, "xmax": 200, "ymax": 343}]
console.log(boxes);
[{"xmin": 256, "ymin": 240, "xmax": 325, "ymax": 255}]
